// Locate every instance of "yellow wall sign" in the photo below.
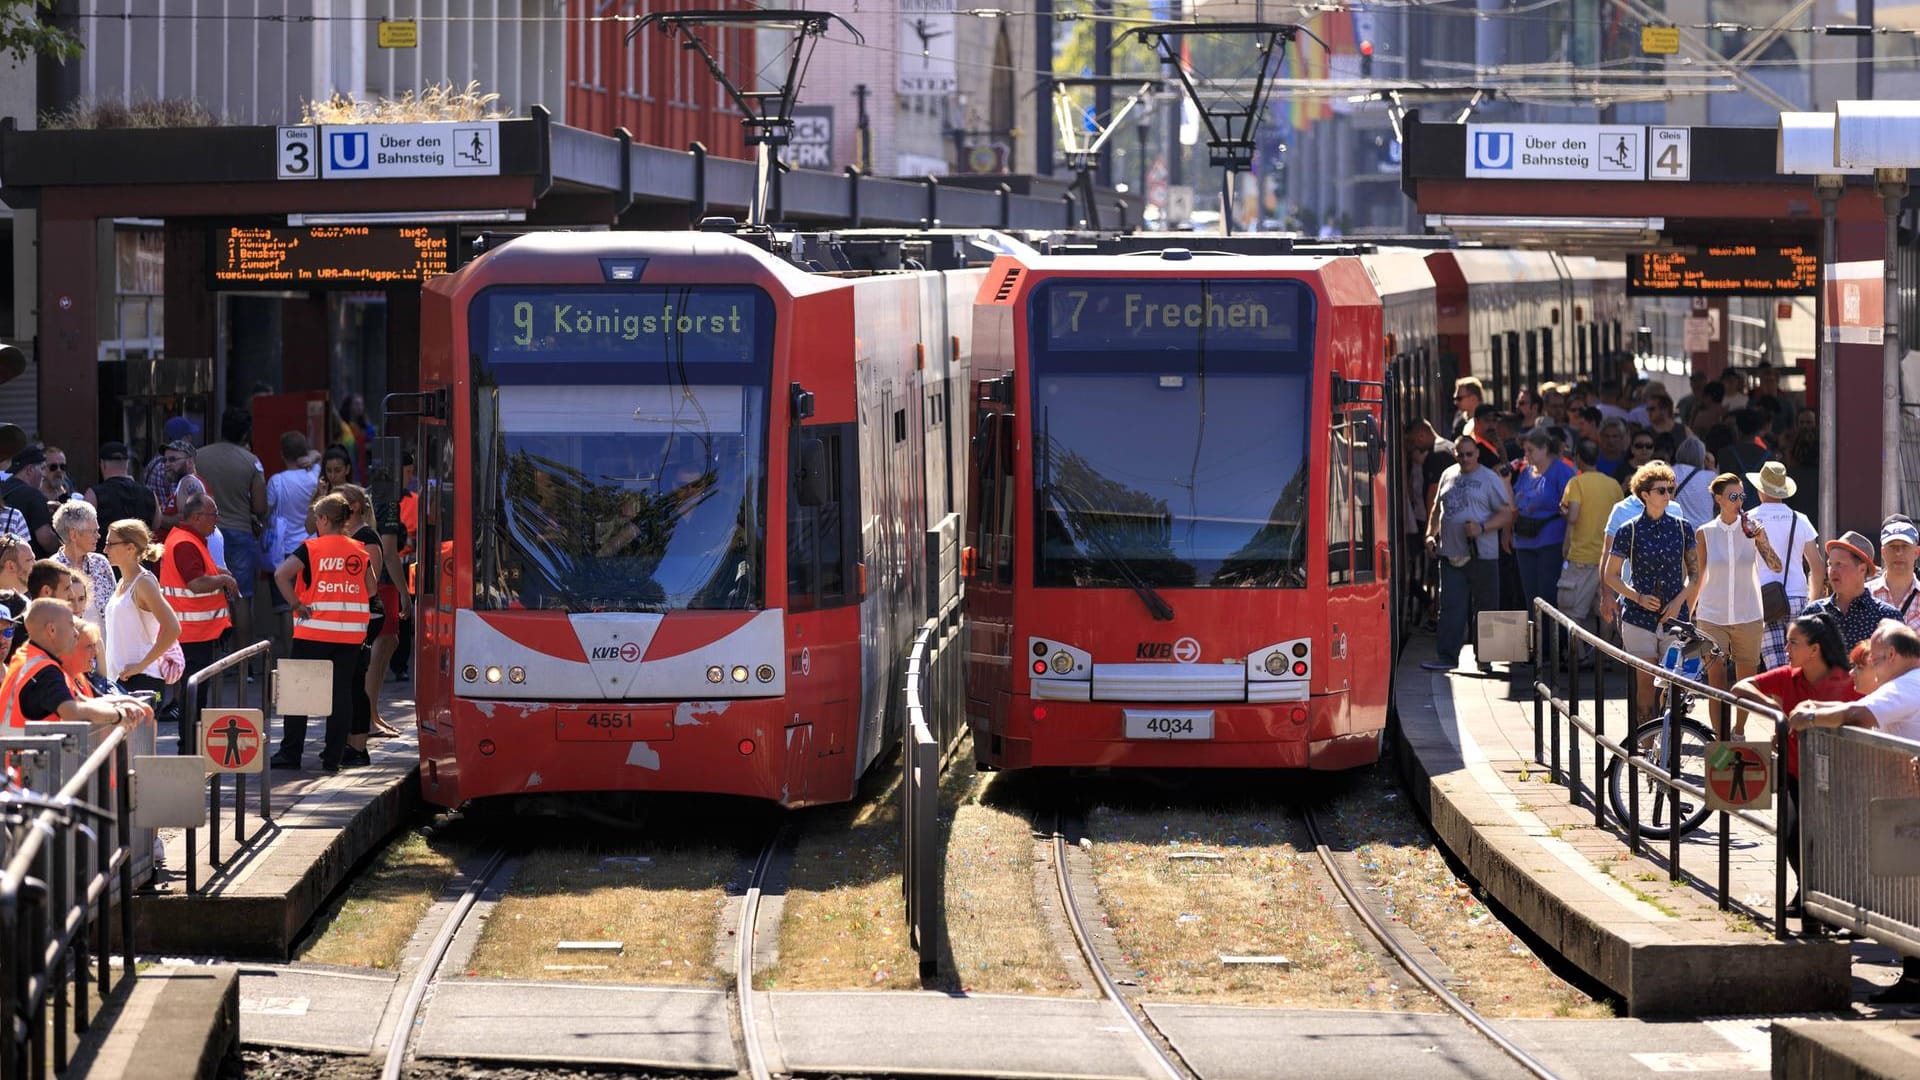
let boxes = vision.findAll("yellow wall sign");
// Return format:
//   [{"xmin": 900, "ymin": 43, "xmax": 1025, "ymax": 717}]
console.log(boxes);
[
  {"xmin": 378, "ymin": 20, "xmax": 418, "ymax": 49},
  {"xmin": 1641, "ymin": 25, "xmax": 1679, "ymax": 55}
]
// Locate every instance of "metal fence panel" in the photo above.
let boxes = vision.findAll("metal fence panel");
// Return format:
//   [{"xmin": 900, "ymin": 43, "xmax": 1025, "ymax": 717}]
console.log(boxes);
[{"xmin": 1801, "ymin": 726, "xmax": 1920, "ymax": 957}]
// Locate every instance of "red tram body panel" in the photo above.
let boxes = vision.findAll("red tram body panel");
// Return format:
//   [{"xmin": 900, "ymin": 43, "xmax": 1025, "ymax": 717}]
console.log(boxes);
[
  {"xmin": 965, "ymin": 252, "xmax": 1391, "ymax": 772},
  {"xmin": 413, "ymin": 232, "xmax": 978, "ymax": 808}
]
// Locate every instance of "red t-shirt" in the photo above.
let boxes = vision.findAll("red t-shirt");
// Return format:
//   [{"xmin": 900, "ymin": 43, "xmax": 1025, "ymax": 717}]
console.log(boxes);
[
  {"xmin": 1750, "ymin": 664, "xmax": 1859, "ymax": 777},
  {"xmin": 170, "ymin": 542, "xmax": 207, "ymax": 584}
]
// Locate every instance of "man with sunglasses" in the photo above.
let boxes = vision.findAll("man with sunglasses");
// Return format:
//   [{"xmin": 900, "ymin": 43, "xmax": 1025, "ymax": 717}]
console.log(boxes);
[
  {"xmin": 0, "ymin": 447, "xmax": 58, "ymax": 557},
  {"xmin": 38, "ymin": 447, "xmax": 74, "ymax": 503}
]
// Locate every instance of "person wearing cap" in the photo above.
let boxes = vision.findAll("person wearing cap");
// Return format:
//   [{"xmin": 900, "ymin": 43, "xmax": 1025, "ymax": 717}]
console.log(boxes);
[
  {"xmin": 0, "ymin": 447, "xmax": 58, "ymax": 557},
  {"xmin": 1869, "ymin": 515, "xmax": 1920, "ymax": 635},
  {"xmin": 1748, "ymin": 461, "xmax": 1826, "ymax": 669},
  {"xmin": 1804, "ymin": 531, "xmax": 1900, "ymax": 652},
  {"xmin": 85, "ymin": 442, "xmax": 158, "ymax": 539}
]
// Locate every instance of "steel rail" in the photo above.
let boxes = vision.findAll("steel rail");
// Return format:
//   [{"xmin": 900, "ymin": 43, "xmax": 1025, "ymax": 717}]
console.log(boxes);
[
  {"xmin": 736, "ymin": 835, "xmax": 780, "ymax": 1080},
  {"xmin": 379, "ymin": 846, "xmax": 510, "ymax": 1080},
  {"xmin": 1302, "ymin": 808, "xmax": 1564, "ymax": 1080},
  {"xmin": 1050, "ymin": 817, "xmax": 1187, "ymax": 1080}
]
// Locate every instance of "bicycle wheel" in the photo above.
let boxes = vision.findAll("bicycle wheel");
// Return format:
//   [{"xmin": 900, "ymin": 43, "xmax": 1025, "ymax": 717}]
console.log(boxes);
[{"xmin": 1606, "ymin": 716, "xmax": 1715, "ymax": 840}]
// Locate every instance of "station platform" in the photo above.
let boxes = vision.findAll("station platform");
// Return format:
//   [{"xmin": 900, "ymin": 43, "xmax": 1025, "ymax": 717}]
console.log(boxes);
[
  {"xmin": 1389, "ymin": 637, "xmax": 1852, "ymax": 1017},
  {"xmin": 136, "ymin": 683, "xmax": 422, "ymax": 959}
]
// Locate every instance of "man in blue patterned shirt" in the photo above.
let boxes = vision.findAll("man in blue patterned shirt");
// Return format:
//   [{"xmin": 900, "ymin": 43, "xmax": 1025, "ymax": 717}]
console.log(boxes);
[{"xmin": 1804, "ymin": 531, "xmax": 1900, "ymax": 652}]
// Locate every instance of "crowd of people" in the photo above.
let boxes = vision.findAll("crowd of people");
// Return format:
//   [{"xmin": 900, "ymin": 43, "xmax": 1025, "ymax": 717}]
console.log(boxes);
[
  {"xmin": 0, "ymin": 398, "xmax": 416, "ymax": 789},
  {"xmin": 1412, "ymin": 363, "xmax": 1920, "ymax": 1003}
]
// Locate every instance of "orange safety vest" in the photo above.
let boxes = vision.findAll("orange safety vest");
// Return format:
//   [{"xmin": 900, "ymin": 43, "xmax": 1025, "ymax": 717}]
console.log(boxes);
[
  {"xmin": 0, "ymin": 644, "xmax": 63, "ymax": 728},
  {"xmin": 294, "ymin": 533, "xmax": 372, "ymax": 644},
  {"xmin": 159, "ymin": 528, "xmax": 231, "ymax": 643}
]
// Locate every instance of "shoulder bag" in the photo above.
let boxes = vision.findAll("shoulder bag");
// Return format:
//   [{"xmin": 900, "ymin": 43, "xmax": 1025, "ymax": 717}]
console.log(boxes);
[{"xmin": 1760, "ymin": 514, "xmax": 1797, "ymax": 624}]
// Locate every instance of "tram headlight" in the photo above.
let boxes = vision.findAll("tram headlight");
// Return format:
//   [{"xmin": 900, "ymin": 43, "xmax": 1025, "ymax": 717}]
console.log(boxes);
[
  {"xmin": 485, "ymin": 665, "xmax": 503, "ymax": 684},
  {"xmin": 1264, "ymin": 652, "xmax": 1287, "ymax": 676},
  {"xmin": 731, "ymin": 665, "xmax": 750, "ymax": 683},
  {"xmin": 1050, "ymin": 651, "xmax": 1074, "ymax": 675},
  {"xmin": 707, "ymin": 665, "xmax": 725, "ymax": 684},
  {"xmin": 756, "ymin": 664, "xmax": 776, "ymax": 683},
  {"xmin": 508, "ymin": 666, "xmax": 526, "ymax": 684},
  {"xmin": 461, "ymin": 665, "xmax": 479, "ymax": 683}
]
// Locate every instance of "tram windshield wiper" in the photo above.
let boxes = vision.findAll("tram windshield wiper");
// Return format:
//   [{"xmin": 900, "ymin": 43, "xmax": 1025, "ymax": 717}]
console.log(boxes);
[{"xmin": 1041, "ymin": 488, "xmax": 1175, "ymax": 622}]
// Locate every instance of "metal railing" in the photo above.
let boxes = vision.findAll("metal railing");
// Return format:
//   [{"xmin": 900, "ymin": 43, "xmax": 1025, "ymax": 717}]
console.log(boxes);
[
  {"xmin": 1528, "ymin": 600, "xmax": 1792, "ymax": 937},
  {"xmin": 1800, "ymin": 725, "xmax": 1920, "ymax": 956},
  {"xmin": 1, "ymin": 726, "xmax": 138, "ymax": 1080},
  {"xmin": 902, "ymin": 592, "xmax": 965, "ymax": 978},
  {"xmin": 182, "ymin": 640, "xmax": 277, "ymax": 895}
]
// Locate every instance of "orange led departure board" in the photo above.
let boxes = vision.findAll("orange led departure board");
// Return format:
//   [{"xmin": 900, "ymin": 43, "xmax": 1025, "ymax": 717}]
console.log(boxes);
[
  {"xmin": 212, "ymin": 225, "xmax": 452, "ymax": 287},
  {"xmin": 1628, "ymin": 244, "xmax": 1819, "ymax": 297}
]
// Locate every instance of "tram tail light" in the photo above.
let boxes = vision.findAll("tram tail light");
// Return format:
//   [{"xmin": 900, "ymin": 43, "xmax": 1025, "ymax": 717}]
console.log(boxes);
[
  {"xmin": 1248, "ymin": 638, "xmax": 1311, "ymax": 702},
  {"xmin": 962, "ymin": 546, "xmax": 977, "ymax": 579}
]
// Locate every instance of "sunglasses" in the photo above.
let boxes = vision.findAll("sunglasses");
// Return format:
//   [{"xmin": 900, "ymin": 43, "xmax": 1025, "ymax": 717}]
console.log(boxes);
[
  {"xmin": 45, "ymin": 464, "xmax": 65, "ymax": 472},
  {"xmin": 1632, "ymin": 442, "xmax": 1654, "ymax": 450},
  {"xmin": 1720, "ymin": 489, "xmax": 1745, "ymax": 501},
  {"xmin": 1648, "ymin": 486, "xmax": 1675, "ymax": 495}
]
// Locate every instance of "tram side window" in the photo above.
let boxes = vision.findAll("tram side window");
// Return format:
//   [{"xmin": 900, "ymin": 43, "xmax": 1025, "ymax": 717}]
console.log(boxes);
[
  {"xmin": 1327, "ymin": 415, "xmax": 1356, "ymax": 586},
  {"xmin": 1351, "ymin": 414, "xmax": 1377, "ymax": 584},
  {"xmin": 422, "ymin": 422, "xmax": 453, "ymax": 606},
  {"xmin": 973, "ymin": 408, "xmax": 1016, "ymax": 586},
  {"xmin": 788, "ymin": 424, "xmax": 860, "ymax": 612}
]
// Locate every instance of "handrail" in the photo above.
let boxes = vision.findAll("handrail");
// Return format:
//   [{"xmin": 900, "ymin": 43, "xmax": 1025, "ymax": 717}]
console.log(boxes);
[
  {"xmin": 2, "ymin": 723, "xmax": 139, "ymax": 1079},
  {"xmin": 182, "ymin": 640, "xmax": 277, "ymax": 895},
  {"xmin": 902, "ymin": 591, "xmax": 964, "ymax": 978},
  {"xmin": 1527, "ymin": 599, "xmax": 1792, "ymax": 938}
]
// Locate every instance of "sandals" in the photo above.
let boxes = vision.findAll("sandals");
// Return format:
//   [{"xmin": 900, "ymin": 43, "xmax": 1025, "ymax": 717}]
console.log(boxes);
[{"xmin": 369, "ymin": 720, "xmax": 402, "ymax": 738}]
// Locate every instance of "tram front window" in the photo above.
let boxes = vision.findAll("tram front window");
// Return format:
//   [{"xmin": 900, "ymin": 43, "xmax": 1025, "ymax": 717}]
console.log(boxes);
[
  {"xmin": 470, "ymin": 286, "xmax": 771, "ymax": 612},
  {"xmin": 1028, "ymin": 279, "xmax": 1316, "ymax": 590}
]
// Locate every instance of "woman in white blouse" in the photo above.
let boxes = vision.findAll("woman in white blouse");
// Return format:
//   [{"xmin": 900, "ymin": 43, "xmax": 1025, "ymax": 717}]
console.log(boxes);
[{"xmin": 1694, "ymin": 472, "xmax": 1783, "ymax": 705}]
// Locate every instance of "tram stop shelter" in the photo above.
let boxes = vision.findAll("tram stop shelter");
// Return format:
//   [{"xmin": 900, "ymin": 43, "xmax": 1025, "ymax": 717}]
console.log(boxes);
[
  {"xmin": 1401, "ymin": 114, "xmax": 1908, "ymax": 539},
  {"xmin": 0, "ymin": 110, "xmax": 1127, "ymax": 485}
]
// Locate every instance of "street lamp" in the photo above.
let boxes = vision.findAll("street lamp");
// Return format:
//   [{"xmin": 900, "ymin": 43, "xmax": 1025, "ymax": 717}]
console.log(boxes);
[
  {"xmin": 1833, "ymin": 101, "xmax": 1920, "ymax": 523},
  {"xmin": 1777, "ymin": 111, "xmax": 1869, "ymax": 542}
]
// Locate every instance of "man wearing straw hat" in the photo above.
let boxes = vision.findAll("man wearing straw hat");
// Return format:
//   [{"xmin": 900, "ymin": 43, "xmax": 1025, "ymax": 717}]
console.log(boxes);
[
  {"xmin": 1748, "ymin": 461, "xmax": 1826, "ymax": 669},
  {"xmin": 1803, "ymin": 531, "xmax": 1899, "ymax": 652}
]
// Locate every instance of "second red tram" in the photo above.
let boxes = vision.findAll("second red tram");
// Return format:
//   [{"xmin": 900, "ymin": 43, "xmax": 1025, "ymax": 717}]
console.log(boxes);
[
  {"xmin": 965, "ymin": 246, "xmax": 1392, "ymax": 772},
  {"xmin": 409, "ymin": 230, "xmax": 983, "ymax": 809}
]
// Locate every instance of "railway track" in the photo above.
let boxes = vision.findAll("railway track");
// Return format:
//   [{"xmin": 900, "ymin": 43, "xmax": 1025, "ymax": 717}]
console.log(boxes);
[
  {"xmin": 1052, "ymin": 801, "xmax": 1570, "ymax": 1080},
  {"xmin": 370, "ymin": 828, "xmax": 786, "ymax": 1080}
]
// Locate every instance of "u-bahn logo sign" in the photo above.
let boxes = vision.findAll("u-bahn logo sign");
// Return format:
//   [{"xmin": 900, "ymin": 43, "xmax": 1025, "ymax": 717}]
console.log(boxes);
[{"xmin": 1466, "ymin": 124, "xmax": 1651, "ymax": 181}]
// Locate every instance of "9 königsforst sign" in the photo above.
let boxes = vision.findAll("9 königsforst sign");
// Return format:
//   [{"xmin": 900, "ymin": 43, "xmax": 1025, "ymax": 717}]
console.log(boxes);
[
  {"xmin": 278, "ymin": 122, "xmax": 501, "ymax": 180},
  {"xmin": 1466, "ymin": 124, "xmax": 1653, "ymax": 180}
]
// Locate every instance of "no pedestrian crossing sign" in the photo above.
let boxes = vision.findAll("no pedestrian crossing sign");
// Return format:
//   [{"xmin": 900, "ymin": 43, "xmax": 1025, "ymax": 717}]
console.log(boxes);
[
  {"xmin": 1704, "ymin": 741, "xmax": 1771, "ymax": 813},
  {"xmin": 201, "ymin": 708, "xmax": 266, "ymax": 775}
]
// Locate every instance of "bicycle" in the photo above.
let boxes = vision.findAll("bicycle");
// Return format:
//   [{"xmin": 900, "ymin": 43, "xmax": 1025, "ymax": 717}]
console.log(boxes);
[{"xmin": 1603, "ymin": 618, "xmax": 1722, "ymax": 841}]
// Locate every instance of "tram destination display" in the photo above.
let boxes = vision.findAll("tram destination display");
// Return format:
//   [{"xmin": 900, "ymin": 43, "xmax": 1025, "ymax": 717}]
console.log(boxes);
[
  {"xmin": 1038, "ymin": 280, "xmax": 1309, "ymax": 352},
  {"xmin": 1628, "ymin": 244, "xmax": 1818, "ymax": 297},
  {"xmin": 212, "ymin": 225, "xmax": 452, "ymax": 287}
]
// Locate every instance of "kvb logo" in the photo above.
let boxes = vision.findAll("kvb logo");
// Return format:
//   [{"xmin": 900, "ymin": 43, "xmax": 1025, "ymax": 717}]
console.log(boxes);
[
  {"xmin": 1136, "ymin": 638, "xmax": 1203, "ymax": 662},
  {"xmin": 1472, "ymin": 130, "xmax": 1514, "ymax": 170},
  {"xmin": 590, "ymin": 642, "xmax": 645, "ymax": 663}
]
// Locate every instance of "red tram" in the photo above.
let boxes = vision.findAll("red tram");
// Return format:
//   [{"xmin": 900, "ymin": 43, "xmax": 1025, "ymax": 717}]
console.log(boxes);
[
  {"xmin": 408, "ymin": 231, "xmax": 983, "ymax": 808},
  {"xmin": 965, "ymin": 245, "xmax": 1392, "ymax": 772}
]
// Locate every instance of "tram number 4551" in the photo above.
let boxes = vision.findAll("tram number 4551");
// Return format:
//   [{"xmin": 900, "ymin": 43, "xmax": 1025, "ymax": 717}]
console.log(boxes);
[{"xmin": 557, "ymin": 709, "xmax": 660, "ymax": 741}]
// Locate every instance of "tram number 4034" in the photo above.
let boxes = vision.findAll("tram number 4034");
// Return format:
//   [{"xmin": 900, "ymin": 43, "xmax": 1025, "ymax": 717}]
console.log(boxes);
[{"xmin": 1123, "ymin": 710, "xmax": 1215, "ymax": 740}]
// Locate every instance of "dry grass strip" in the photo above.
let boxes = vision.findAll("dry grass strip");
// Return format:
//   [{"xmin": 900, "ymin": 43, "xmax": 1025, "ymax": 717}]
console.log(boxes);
[
  {"xmin": 466, "ymin": 842, "xmax": 734, "ymax": 985},
  {"xmin": 298, "ymin": 828, "xmax": 464, "ymax": 971},
  {"xmin": 1321, "ymin": 772, "xmax": 1614, "ymax": 1018},
  {"xmin": 1088, "ymin": 805, "xmax": 1431, "ymax": 1011},
  {"xmin": 941, "ymin": 764, "xmax": 1087, "ymax": 996}
]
